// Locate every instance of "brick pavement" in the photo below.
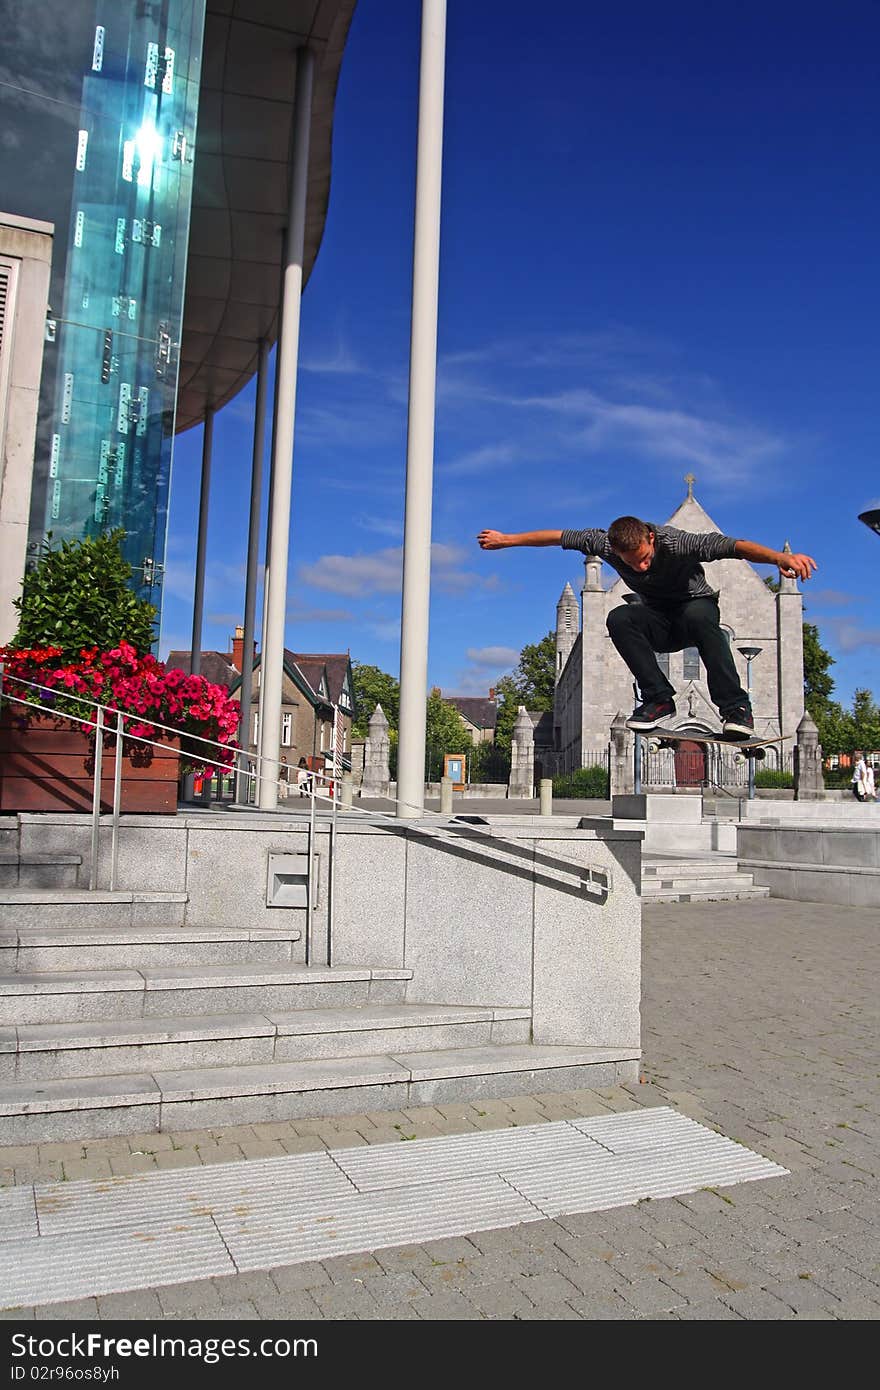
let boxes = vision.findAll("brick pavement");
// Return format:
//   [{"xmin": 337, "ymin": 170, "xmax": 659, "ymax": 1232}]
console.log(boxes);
[{"xmin": 1, "ymin": 899, "xmax": 878, "ymax": 1320}]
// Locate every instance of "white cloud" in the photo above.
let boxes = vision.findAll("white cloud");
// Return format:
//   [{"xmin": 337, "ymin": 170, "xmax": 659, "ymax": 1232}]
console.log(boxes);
[
  {"xmin": 823, "ymin": 617, "xmax": 880, "ymax": 654},
  {"xmin": 441, "ymin": 443, "xmax": 519, "ymax": 478},
  {"xmin": 466, "ymin": 645, "xmax": 520, "ymax": 667},
  {"xmin": 298, "ymin": 542, "xmax": 493, "ymax": 598}
]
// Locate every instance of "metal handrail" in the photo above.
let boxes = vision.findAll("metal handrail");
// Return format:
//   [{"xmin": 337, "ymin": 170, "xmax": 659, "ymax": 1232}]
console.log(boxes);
[{"xmin": 1, "ymin": 669, "xmax": 613, "ymax": 964}]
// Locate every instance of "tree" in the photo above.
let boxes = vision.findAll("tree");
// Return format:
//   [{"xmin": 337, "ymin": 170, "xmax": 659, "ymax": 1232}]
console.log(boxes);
[
  {"xmin": 849, "ymin": 688, "xmax": 880, "ymax": 752},
  {"xmin": 424, "ymin": 689, "xmax": 469, "ymax": 779},
  {"xmin": 802, "ymin": 621, "xmax": 835, "ymax": 715},
  {"xmin": 10, "ymin": 530, "xmax": 157, "ymax": 659},
  {"xmin": 492, "ymin": 632, "xmax": 556, "ymax": 752},
  {"xmin": 351, "ymin": 662, "xmax": 400, "ymax": 736},
  {"xmin": 514, "ymin": 632, "xmax": 556, "ymax": 710}
]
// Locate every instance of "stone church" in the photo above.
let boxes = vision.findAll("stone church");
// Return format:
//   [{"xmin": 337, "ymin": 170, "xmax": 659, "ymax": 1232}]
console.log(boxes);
[{"xmin": 551, "ymin": 480, "xmax": 805, "ymax": 773}]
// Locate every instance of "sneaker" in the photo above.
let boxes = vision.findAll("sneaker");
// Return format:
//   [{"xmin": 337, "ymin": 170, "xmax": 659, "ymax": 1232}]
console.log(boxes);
[
  {"xmin": 722, "ymin": 704, "xmax": 754, "ymax": 737},
  {"xmin": 626, "ymin": 698, "xmax": 676, "ymax": 731}
]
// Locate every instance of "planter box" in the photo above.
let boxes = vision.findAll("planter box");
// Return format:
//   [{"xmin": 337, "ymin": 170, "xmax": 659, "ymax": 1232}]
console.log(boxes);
[{"xmin": 0, "ymin": 714, "xmax": 180, "ymax": 813}]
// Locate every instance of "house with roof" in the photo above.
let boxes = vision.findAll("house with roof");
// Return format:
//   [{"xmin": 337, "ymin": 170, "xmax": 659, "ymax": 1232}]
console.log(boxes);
[
  {"xmin": 443, "ymin": 693, "xmax": 499, "ymax": 745},
  {"xmin": 168, "ymin": 631, "xmax": 354, "ymax": 775}
]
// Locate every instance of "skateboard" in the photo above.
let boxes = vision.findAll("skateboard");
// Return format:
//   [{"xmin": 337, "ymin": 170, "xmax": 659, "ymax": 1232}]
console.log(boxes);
[{"xmin": 640, "ymin": 729, "xmax": 790, "ymax": 762}]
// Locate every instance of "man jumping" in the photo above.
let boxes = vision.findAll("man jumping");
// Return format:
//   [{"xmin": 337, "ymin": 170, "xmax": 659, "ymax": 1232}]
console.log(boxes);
[{"xmin": 477, "ymin": 518, "xmax": 817, "ymax": 734}]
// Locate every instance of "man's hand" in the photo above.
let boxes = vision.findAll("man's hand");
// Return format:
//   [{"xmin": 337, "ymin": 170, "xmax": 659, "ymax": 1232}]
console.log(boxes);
[
  {"xmin": 477, "ymin": 529, "xmax": 508, "ymax": 550},
  {"xmin": 779, "ymin": 552, "xmax": 818, "ymax": 582}
]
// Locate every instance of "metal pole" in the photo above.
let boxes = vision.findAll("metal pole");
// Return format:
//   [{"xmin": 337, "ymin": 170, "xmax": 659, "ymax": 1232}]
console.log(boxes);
[
  {"xmin": 237, "ymin": 339, "xmax": 270, "ymax": 802},
  {"xmin": 190, "ymin": 405, "xmax": 214, "ymax": 678},
  {"xmin": 328, "ymin": 762, "xmax": 337, "ymax": 968},
  {"xmin": 258, "ymin": 46, "xmax": 314, "ymax": 810},
  {"xmin": 110, "ymin": 711, "xmax": 123, "ymax": 890},
  {"xmin": 306, "ymin": 764, "xmax": 316, "ymax": 966},
  {"xmin": 89, "ymin": 707, "xmax": 104, "ymax": 890},
  {"xmin": 396, "ymin": 0, "xmax": 447, "ymax": 819},
  {"xmin": 634, "ymin": 731, "xmax": 642, "ymax": 796}
]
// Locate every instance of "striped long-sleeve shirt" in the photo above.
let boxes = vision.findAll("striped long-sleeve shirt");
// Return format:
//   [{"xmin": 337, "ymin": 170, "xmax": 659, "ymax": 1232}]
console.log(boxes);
[{"xmin": 560, "ymin": 524, "xmax": 739, "ymax": 607}]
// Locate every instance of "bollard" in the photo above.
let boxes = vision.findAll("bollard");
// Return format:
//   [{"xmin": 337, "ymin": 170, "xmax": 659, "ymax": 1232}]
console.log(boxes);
[
  {"xmin": 440, "ymin": 775, "xmax": 453, "ymax": 815},
  {"xmin": 539, "ymin": 778, "xmax": 553, "ymax": 816},
  {"xmin": 341, "ymin": 772, "xmax": 353, "ymax": 810}
]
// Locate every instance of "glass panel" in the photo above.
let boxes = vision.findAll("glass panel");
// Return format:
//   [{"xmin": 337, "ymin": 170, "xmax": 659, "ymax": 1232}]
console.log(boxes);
[
  {"xmin": 656, "ymin": 650, "xmax": 670, "ymax": 678},
  {"xmin": 0, "ymin": 2, "xmax": 206, "ymax": 633}
]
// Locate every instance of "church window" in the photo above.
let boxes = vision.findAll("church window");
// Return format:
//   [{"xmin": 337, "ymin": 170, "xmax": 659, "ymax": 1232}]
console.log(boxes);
[{"xmin": 683, "ymin": 646, "xmax": 701, "ymax": 680}]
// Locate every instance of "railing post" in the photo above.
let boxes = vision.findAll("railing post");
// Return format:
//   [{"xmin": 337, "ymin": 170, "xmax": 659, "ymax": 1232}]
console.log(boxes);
[
  {"xmin": 633, "ymin": 731, "xmax": 642, "ymax": 797},
  {"xmin": 110, "ymin": 711, "xmax": 123, "ymax": 890},
  {"xmin": 306, "ymin": 765, "xmax": 316, "ymax": 966},
  {"xmin": 89, "ymin": 707, "xmax": 105, "ymax": 891}
]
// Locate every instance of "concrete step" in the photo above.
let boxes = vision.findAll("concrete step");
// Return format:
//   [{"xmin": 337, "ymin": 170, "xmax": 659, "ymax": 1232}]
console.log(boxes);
[
  {"xmin": 1, "ymin": 1003, "xmax": 533, "ymax": 1083},
  {"xmin": 0, "ymin": 890, "xmax": 188, "ymax": 930},
  {"xmin": 0, "ymin": 924, "xmax": 303, "ymax": 973},
  {"xmin": 642, "ymin": 874, "xmax": 762, "ymax": 895},
  {"xmin": 646, "ymin": 885, "xmax": 770, "ymax": 903},
  {"xmin": 0, "ymin": 1041, "xmax": 641, "ymax": 1143},
  {"xmin": 642, "ymin": 857, "xmax": 741, "ymax": 877},
  {"xmin": 0, "ymin": 853, "xmax": 81, "ymax": 890},
  {"xmin": 0, "ymin": 963, "xmax": 411, "ymax": 1025}
]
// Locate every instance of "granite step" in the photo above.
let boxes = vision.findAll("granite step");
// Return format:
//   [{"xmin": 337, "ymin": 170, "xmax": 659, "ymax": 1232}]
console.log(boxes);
[
  {"xmin": 0, "ymin": 963, "xmax": 411, "ymax": 1025},
  {"xmin": 0, "ymin": 923, "xmax": 303, "ymax": 973},
  {"xmin": 0, "ymin": 853, "xmax": 82, "ymax": 890},
  {"xmin": 642, "ymin": 874, "xmax": 764, "ymax": 895},
  {"xmin": 0, "ymin": 1003, "xmax": 532, "ymax": 1083},
  {"xmin": 0, "ymin": 890, "xmax": 188, "ymax": 930},
  {"xmin": 0, "ymin": 1041, "xmax": 641, "ymax": 1144},
  {"xmin": 645, "ymin": 885, "xmax": 770, "ymax": 903}
]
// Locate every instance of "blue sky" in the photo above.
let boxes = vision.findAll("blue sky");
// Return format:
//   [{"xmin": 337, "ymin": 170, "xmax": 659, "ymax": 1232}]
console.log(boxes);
[{"xmin": 161, "ymin": 0, "xmax": 880, "ymax": 706}]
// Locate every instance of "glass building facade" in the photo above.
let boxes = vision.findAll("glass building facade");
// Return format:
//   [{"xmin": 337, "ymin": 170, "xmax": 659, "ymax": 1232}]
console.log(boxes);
[{"xmin": 0, "ymin": 0, "xmax": 205, "ymax": 614}]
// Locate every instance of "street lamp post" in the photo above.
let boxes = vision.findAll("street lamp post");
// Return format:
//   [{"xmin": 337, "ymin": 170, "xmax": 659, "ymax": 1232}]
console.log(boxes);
[{"xmin": 738, "ymin": 645, "xmax": 762, "ymax": 799}]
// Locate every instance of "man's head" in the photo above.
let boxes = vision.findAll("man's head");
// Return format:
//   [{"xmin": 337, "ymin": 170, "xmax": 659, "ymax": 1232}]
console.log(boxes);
[{"xmin": 607, "ymin": 516, "xmax": 655, "ymax": 572}]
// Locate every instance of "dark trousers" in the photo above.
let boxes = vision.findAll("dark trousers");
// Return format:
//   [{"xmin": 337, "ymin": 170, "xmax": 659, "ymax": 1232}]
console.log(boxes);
[{"xmin": 606, "ymin": 597, "xmax": 749, "ymax": 713}]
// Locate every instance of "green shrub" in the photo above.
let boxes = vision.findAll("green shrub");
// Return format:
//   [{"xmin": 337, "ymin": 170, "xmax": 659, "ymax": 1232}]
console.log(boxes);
[
  {"xmin": 553, "ymin": 765, "xmax": 609, "ymax": 798},
  {"xmin": 754, "ymin": 769, "xmax": 794, "ymax": 789},
  {"xmin": 10, "ymin": 531, "xmax": 157, "ymax": 659}
]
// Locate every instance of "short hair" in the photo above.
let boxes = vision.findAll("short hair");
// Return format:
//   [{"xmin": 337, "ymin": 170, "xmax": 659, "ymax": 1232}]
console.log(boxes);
[{"xmin": 607, "ymin": 516, "xmax": 653, "ymax": 552}]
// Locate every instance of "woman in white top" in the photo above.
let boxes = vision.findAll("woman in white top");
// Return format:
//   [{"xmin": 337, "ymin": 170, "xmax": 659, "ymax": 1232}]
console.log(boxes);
[{"xmin": 852, "ymin": 751, "xmax": 869, "ymax": 800}]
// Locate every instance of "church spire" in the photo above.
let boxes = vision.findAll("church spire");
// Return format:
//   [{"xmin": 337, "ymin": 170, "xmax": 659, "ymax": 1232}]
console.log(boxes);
[{"xmin": 685, "ymin": 472, "xmax": 695, "ymax": 501}]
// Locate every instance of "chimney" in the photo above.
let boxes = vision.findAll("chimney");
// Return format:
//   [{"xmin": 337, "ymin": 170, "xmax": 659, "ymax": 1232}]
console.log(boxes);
[
  {"xmin": 488, "ymin": 687, "xmax": 496, "ymax": 700},
  {"xmin": 231, "ymin": 625, "xmax": 245, "ymax": 672}
]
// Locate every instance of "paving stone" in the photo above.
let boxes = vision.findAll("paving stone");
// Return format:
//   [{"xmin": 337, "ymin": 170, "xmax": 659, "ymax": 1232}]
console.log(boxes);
[
  {"xmin": 213, "ymin": 1272, "xmax": 281, "ymax": 1304},
  {"xmin": 125, "ymin": 1132, "xmax": 175, "ymax": 1153},
  {"xmin": 193, "ymin": 1142, "xmax": 245, "ymax": 1165},
  {"xmin": 719, "ymin": 1288, "xmax": 797, "ymax": 1319},
  {"xmin": 95, "ymin": 1290, "xmax": 164, "ymax": 1319},
  {"xmin": 464, "ymin": 1280, "xmax": 534, "ymax": 1319},
  {"xmin": 675, "ymin": 1298, "xmax": 744, "ymax": 1319},
  {"xmin": 62, "ymin": 1158, "xmax": 114, "ymax": 1181},
  {"xmin": 154, "ymin": 1148, "xmax": 201, "ymax": 1169},
  {"xmin": 156, "ymin": 1279, "xmax": 223, "ymax": 1315},
  {"xmin": 237, "ymin": 1140, "xmax": 288, "ymax": 1160},
  {"xmin": 322, "ymin": 1253, "xmax": 385, "ymax": 1282},
  {"xmin": 35, "ymin": 1299, "xmax": 99, "ymax": 1319},
  {"xmin": 271, "ymin": 1262, "xmax": 332, "ymax": 1293},
  {"xmin": 107, "ymin": 1153, "xmax": 156, "ymax": 1176},
  {"xmin": 565, "ymin": 1291, "xmax": 637, "ymax": 1319},
  {"xmin": 279, "ymin": 1135, "xmax": 331, "ymax": 1155},
  {"xmin": 410, "ymin": 1290, "xmax": 485, "ymax": 1320},
  {"xmin": 312, "ymin": 1281, "xmax": 385, "ymax": 1319},
  {"xmin": 618, "ymin": 1276, "xmax": 689, "ymax": 1315}
]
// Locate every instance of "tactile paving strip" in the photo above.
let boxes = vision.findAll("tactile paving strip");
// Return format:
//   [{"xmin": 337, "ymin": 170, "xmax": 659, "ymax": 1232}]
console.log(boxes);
[{"xmin": 0, "ymin": 1107, "xmax": 787, "ymax": 1308}]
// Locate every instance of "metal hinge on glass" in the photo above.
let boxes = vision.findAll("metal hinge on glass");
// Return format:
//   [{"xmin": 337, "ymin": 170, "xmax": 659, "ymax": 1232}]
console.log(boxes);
[
  {"xmin": 45, "ymin": 307, "xmax": 57, "ymax": 344},
  {"xmin": 139, "ymin": 557, "xmax": 165, "ymax": 587},
  {"xmin": 132, "ymin": 219, "xmax": 162, "ymax": 248},
  {"xmin": 155, "ymin": 323, "xmax": 175, "ymax": 378},
  {"xmin": 101, "ymin": 330, "xmax": 113, "ymax": 384}
]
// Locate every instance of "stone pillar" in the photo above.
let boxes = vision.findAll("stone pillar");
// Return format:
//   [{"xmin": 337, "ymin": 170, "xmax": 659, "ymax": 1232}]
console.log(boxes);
[
  {"xmin": 539, "ymin": 779, "xmax": 553, "ymax": 816},
  {"xmin": 794, "ymin": 711, "xmax": 824, "ymax": 800},
  {"xmin": 440, "ymin": 776, "xmax": 453, "ymax": 814},
  {"xmin": 361, "ymin": 704, "xmax": 391, "ymax": 798},
  {"xmin": 609, "ymin": 711, "xmax": 634, "ymax": 797},
  {"xmin": 508, "ymin": 705, "xmax": 535, "ymax": 799}
]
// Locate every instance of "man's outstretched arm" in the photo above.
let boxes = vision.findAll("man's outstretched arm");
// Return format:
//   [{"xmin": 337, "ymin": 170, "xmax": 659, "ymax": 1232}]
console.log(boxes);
[
  {"xmin": 477, "ymin": 529, "xmax": 563, "ymax": 550},
  {"xmin": 733, "ymin": 540, "xmax": 818, "ymax": 582}
]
